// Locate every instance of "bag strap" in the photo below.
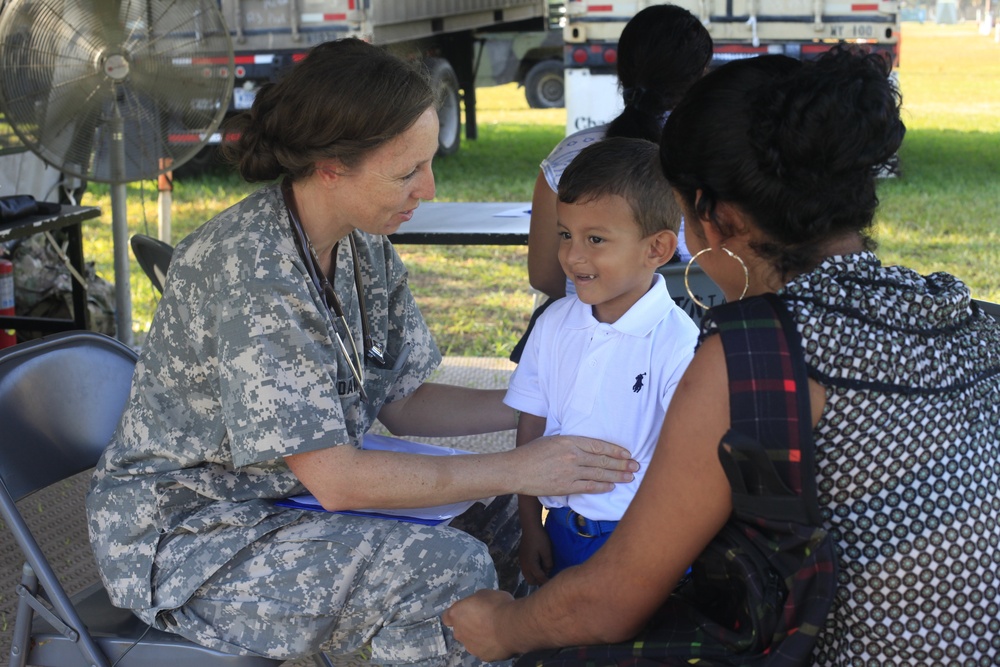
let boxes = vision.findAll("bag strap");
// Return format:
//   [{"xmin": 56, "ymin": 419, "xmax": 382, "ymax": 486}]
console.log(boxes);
[
  {"xmin": 704, "ymin": 294, "xmax": 837, "ymax": 666},
  {"xmin": 707, "ymin": 293, "xmax": 822, "ymax": 528}
]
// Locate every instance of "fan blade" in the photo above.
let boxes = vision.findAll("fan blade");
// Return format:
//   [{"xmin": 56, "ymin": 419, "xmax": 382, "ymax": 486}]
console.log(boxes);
[{"xmin": 90, "ymin": 0, "xmax": 127, "ymax": 52}]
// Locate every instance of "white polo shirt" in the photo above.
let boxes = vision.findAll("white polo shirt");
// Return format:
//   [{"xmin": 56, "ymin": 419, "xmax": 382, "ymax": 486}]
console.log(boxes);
[{"xmin": 505, "ymin": 273, "xmax": 699, "ymax": 521}]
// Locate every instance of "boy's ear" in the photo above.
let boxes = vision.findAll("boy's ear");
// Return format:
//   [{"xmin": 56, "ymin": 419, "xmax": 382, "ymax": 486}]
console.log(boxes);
[{"xmin": 645, "ymin": 229, "xmax": 679, "ymax": 267}]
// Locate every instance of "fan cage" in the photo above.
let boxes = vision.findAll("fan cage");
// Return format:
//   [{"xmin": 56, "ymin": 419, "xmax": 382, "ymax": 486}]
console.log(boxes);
[{"xmin": 0, "ymin": 0, "xmax": 235, "ymax": 183}]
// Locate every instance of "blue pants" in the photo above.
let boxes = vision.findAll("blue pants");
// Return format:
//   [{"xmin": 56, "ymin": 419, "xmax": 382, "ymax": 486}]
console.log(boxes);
[{"xmin": 544, "ymin": 506, "xmax": 619, "ymax": 577}]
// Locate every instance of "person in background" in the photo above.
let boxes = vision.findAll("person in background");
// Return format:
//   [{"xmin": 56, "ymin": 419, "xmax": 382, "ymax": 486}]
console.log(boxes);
[
  {"xmin": 509, "ymin": 137, "xmax": 698, "ymax": 585},
  {"xmin": 444, "ymin": 47, "xmax": 1000, "ymax": 665},
  {"xmin": 526, "ymin": 4, "xmax": 713, "ymax": 301},
  {"xmin": 87, "ymin": 38, "xmax": 638, "ymax": 667}
]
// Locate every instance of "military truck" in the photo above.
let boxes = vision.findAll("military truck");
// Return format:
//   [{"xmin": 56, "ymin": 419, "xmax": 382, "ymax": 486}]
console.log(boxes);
[
  {"xmin": 476, "ymin": 29, "xmax": 565, "ymax": 108},
  {"xmin": 180, "ymin": 0, "xmax": 552, "ymax": 158},
  {"xmin": 475, "ymin": 2, "xmax": 566, "ymax": 108},
  {"xmin": 563, "ymin": 0, "xmax": 900, "ymax": 133}
]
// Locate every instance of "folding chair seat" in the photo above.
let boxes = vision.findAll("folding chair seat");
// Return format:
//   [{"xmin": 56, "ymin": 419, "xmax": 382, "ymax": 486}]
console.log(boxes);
[{"xmin": 0, "ymin": 331, "xmax": 315, "ymax": 666}]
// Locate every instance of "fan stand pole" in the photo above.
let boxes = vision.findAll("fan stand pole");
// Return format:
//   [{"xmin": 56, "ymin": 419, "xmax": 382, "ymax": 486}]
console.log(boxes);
[
  {"xmin": 111, "ymin": 181, "xmax": 133, "ymax": 346},
  {"xmin": 111, "ymin": 114, "xmax": 133, "ymax": 346}
]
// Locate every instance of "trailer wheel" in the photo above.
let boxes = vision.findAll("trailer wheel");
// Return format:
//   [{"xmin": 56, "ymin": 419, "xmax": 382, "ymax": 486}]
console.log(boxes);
[
  {"xmin": 524, "ymin": 59, "xmax": 564, "ymax": 109},
  {"xmin": 174, "ymin": 145, "xmax": 221, "ymax": 178},
  {"xmin": 427, "ymin": 58, "xmax": 461, "ymax": 156}
]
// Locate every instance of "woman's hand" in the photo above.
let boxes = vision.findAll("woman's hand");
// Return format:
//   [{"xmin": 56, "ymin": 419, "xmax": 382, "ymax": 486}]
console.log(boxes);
[
  {"xmin": 442, "ymin": 589, "xmax": 517, "ymax": 662},
  {"xmin": 513, "ymin": 435, "xmax": 639, "ymax": 497}
]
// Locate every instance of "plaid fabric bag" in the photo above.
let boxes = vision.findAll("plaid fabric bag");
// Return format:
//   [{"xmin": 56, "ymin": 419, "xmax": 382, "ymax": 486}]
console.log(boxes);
[{"xmin": 516, "ymin": 294, "xmax": 837, "ymax": 667}]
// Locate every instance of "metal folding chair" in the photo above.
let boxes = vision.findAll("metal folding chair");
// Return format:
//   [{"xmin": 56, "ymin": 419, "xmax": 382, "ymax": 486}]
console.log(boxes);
[
  {"xmin": 130, "ymin": 234, "xmax": 175, "ymax": 295},
  {"xmin": 0, "ymin": 331, "xmax": 290, "ymax": 667},
  {"xmin": 656, "ymin": 262, "xmax": 724, "ymax": 325},
  {"xmin": 974, "ymin": 298, "xmax": 1000, "ymax": 323}
]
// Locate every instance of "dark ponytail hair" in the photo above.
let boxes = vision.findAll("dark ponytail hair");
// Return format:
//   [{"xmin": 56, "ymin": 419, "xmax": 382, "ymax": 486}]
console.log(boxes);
[
  {"xmin": 605, "ymin": 4, "xmax": 713, "ymax": 142},
  {"xmin": 661, "ymin": 47, "xmax": 905, "ymax": 275},
  {"xmin": 220, "ymin": 38, "xmax": 434, "ymax": 183}
]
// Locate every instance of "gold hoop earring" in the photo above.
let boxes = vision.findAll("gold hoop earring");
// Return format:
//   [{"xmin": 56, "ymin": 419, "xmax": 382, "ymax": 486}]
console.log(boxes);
[{"xmin": 684, "ymin": 246, "xmax": 749, "ymax": 310}]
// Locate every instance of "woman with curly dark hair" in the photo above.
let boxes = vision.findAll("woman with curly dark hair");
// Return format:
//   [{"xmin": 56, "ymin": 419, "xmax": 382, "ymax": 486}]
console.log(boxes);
[{"xmin": 445, "ymin": 48, "xmax": 1000, "ymax": 666}]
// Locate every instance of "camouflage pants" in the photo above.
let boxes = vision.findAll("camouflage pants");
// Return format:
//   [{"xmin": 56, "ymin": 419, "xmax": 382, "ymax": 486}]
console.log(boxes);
[{"xmin": 153, "ymin": 495, "xmax": 522, "ymax": 666}]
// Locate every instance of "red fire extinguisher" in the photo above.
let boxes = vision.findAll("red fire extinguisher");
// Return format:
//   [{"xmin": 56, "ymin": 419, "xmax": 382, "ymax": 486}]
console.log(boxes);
[{"xmin": 0, "ymin": 258, "xmax": 16, "ymax": 348}]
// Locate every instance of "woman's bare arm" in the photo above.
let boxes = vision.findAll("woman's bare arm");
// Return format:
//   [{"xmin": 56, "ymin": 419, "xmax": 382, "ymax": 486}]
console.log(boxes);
[
  {"xmin": 527, "ymin": 170, "xmax": 567, "ymax": 299},
  {"xmin": 376, "ymin": 382, "xmax": 515, "ymax": 436}
]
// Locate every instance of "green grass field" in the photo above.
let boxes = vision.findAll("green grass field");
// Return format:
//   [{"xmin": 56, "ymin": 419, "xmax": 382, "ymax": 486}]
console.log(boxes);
[
  {"xmin": 874, "ymin": 22, "xmax": 1000, "ymax": 303},
  {"xmin": 79, "ymin": 22, "xmax": 1000, "ymax": 354}
]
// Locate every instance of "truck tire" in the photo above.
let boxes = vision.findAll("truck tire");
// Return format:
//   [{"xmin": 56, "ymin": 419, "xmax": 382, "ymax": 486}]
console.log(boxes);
[
  {"xmin": 427, "ymin": 58, "xmax": 461, "ymax": 156},
  {"xmin": 174, "ymin": 145, "xmax": 221, "ymax": 178},
  {"xmin": 524, "ymin": 59, "xmax": 564, "ymax": 109}
]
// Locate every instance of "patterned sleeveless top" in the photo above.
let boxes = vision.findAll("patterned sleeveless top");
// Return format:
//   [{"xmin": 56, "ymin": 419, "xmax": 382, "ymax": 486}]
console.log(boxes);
[{"xmin": 777, "ymin": 252, "xmax": 1000, "ymax": 664}]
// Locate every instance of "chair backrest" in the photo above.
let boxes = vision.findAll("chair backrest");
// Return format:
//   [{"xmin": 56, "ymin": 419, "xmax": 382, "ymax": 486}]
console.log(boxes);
[
  {"xmin": 0, "ymin": 332, "xmax": 285, "ymax": 667},
  {"xmin": 0, "ymin": 331, "xmax": 137, "ymax": 502},
  {"xmin": 974, "ymin": 298, "xmax": 1000, "ymax": 323},
  {"xmin": 130, "ymin": 234, "xmax": 175, "ymax": 295},
  {"xmin": 657, "ymin": 262, "xmax": 725, "ymax": 325}
]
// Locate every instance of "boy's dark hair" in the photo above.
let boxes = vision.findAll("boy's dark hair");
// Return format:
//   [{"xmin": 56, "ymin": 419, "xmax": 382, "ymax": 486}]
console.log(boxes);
[{"xmin": 558, "ymin": 137, "xmax": 680, "ymax": 238}]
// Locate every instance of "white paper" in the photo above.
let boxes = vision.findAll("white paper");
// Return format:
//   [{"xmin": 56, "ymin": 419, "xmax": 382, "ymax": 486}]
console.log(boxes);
[{"xmin": 493, "ymin": 206, "xmax": 532, "ymax": 218}]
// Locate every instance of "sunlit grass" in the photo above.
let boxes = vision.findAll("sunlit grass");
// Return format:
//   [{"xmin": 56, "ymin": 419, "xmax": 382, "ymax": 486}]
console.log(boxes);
[
  {"xmin": 79, "ymin": 23, "xmax": 1000, "ymax": 352},
  {"xmin": 894, "ymin": 23, "xmax": 1000, "ymax": 133},
  {"xmin": 873, "ymin": 23, "xmax": 1000, "ymax": 302},
  {"xmin": 876, "ymin": 128, "xmax": 1000, "ymax": 300}
]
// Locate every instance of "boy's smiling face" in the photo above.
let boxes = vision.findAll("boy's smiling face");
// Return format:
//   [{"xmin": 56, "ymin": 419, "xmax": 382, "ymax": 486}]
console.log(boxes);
[{"xmin": 556, "ymin": 194, "xmax": 664, "ymax": 324}]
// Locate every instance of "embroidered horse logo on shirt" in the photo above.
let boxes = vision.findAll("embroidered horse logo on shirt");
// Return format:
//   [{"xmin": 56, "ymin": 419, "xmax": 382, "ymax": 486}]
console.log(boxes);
[{"xmin": 633, "ymin": 373, "xmax": 646, "ymax": 393}]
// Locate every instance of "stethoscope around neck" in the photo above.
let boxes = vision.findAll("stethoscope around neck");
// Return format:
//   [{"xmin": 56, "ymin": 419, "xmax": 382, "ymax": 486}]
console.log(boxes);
[{"xmin": 282, "ymin": 179, "xmax": 387, "ymax": 402}]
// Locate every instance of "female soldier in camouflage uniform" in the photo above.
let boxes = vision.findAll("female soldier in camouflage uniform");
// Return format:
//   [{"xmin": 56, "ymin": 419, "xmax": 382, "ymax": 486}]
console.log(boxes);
[{"xmin": 86, "ymin": 38, "xmax": 638, "ymax": 667}]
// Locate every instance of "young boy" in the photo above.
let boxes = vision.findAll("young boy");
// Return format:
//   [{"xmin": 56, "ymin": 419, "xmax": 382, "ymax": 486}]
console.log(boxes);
[{"xmin": 505, "ymin": 137, "xmax": 699, "ymax": 584}]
